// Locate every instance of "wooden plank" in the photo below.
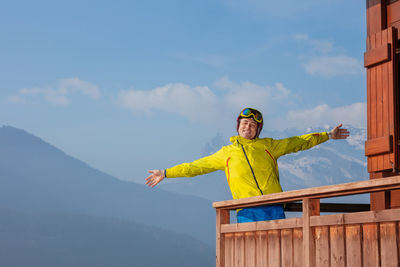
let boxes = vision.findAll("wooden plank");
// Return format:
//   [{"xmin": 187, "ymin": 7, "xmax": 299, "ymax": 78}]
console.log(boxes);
[
  {"xmin": 380, "ymin": 222, "xmax": 399, "ymax": 266},
  {"xmin": 224, "ymin": 233, "xmax": 235, "ymax": 267},
  {"xmin": 303, "ymin": 198, "xmax": 318, "ymax": 267},
  {"xmin": 255, "ymin": 231, "xmax": 268, "ymax": 267},
  {"xmin": 365, "ymin": 135, "xmax": 392, "ymax": 156},
  {"xmin": 315, "ymin": 226, "xmax": 330, "ymax": 267},
  {"xmin": 345, "ymin": 224, "xmax": 362, "ymax": 267},
  {"xmin": 216, "ymin": 209, "xmax": 230, "ymax": 267},
  {"xmin": 281, "ymin": 229, "xmax": 293, "ymax": 267},
  {"xmin": 234, "ymin": 232, "xmax": 245, "ymax": 267},
  {"xmin": 385, "ymin": 28, "xmax": 399, "ymax": 169},
  {"xmin": 370, "ymin": 30, "xmax": 378, "ymax": 172},
  {"xmin": 377, "ymin": 29, "xmax": 384, "ymax": 171},
  {"xmin": 293, "ymin": 228, "xmax": 303, "ymax": 267},
  {"xmin": 398, "ymin": 222, "xmax": 400, "ymax": 266},
  {"xmin": 221, "ymin": 217, "xmax": 302, "ymax": 234},
  {"xmin": 387, "ymin": 27, "xmax": 395, "ymax": 171},
  {"xmin": 367, "ymin": 32, "xmax": 372, "ymax": 172},
  {"xmin": 267, "ymin": 229, "xmax": 281, "ymax": 267},
  {"xmin": 392, "ymin": 28, "xmax": 400, "ymax": 171},
  {"xmin": 330, "ymin": 225, "xmax": 346, "ymax": 267},
  {"xmin": 366, "ymin": 0, "xmax": 386, "ymax": 35},
  {"xmin": 212, "ymin": 176, "xmax": 400, "ymax": 210},
  {"xmin": 366, "ymin": 27, "xmax": 398, "ymax": 173},
  {"xmin": 363, "ymin": 223, "xmax": 380, "ymax": 267},
  {"xmin": 244, "ymin": 232, "xmax": 256, "ymax": 267},
  {"xmin": 387, "ymin": 0, "xmax": 400, "ymax": 25},
  {"xmin": 364, "ymin": 43, "xmax": 390, "ymax": 67},
  {"xmin": 310, "ymin": 208, "xmax": 400, "ymax": 226},
  {"xmin": 382, "ymin": 28, "xmax": 390, "ymax": 171}
]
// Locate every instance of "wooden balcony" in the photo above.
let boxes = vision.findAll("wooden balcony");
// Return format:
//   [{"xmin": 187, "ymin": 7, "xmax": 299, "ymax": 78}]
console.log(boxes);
[{"xmin": 213, "ymin": 176, "xmax": 400, "ymax": 267}]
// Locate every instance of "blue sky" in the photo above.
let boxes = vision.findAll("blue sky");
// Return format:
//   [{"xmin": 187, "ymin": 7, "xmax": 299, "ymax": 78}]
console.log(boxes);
[{"xmin": 1, "ymin": 0, "xmax": 366, "ymax": 183}]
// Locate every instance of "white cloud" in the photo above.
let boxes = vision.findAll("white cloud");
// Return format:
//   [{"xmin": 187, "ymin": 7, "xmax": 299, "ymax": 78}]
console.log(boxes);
[
  {"xmin": 119, "ymin": 78, "xmax": 292, "ymax": 126},
  {"xmin": 304, "ymin": 56, "xmax": 364, "ymax": 77},
  {"xmin": 293, "ymin": 34, "xmax": 363, "ymax": 77},
  {"xmin": 292, "ymin": 33, "xmax": 334, "ymax": 54},
  {"xmin": 214, "ymin": 76, "xmax": 291, "ymax": 109},
  {"xmin": 119, "ymin": 83, "xmax": 219, "ymax": 122},
  {"xmin": 119, "ymin": 78, "xmax": 365, "ymax": 132},
  {"xmin": 59, "ymin": 77, "xmax": 100, "ymax": 99},
  {"xmin": 8, "ymin": 78, "xmax": 100, "ymax": 105},
  {"xmin": 280, "ymin": 102, "xmax": 366, "ymax": 129},
  {"xmin": 7, "ymin": 95, "xmax": 26, "ymax": 104}
]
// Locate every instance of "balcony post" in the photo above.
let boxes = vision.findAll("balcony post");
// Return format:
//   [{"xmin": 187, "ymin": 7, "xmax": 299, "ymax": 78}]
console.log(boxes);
[
  {"xmin": 216, "ymin": 209, "xmax": 229, "ymax": 267},
  {"xmin": 303, "ymin": 198, "xmax": 320, "ymax": 267}
]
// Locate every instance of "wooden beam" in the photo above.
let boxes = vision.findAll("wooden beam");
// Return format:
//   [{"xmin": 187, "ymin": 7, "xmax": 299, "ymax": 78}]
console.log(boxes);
[
  {"xmin": 365, "ymin": 135, "xmax": 392, "ymax": 156},
  {"xmin": 364, "ymin": 44, "xmax": 391, "ymax": 67},
  {"xmin": 213, "ymin": 176, "xmax": 400, "ymax": 210},
  {"xmin": 303, "ymin": 198, "xmax": 319, "ymax": 267},
  {"xmin": 220, "ymin": 217, "xmax": 303, "ymax": 234},
  {"xmin": 310, "ymin": 208, "xmax": 400, "ymax": 227},
  {"xmin": 216, "ymin": 209, "xmax": 229, "ymax": 267}
]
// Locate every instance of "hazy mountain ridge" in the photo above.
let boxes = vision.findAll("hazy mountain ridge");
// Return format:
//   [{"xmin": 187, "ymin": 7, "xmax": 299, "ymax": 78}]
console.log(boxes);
[
  {"xmin": 0, "ymin": 125, "xmax": 216, "ymax": 266},
  {"xmin": 161, "ymin": 126, "xmax": 369, "ymax": 203},
  {"xmin": 0, "ymin": 208, "xmax": 213, "ymax": 267}
]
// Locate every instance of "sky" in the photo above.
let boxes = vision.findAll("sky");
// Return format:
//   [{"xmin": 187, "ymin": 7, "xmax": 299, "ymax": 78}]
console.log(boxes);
[{"xmin": 1, "ymin": 0, "xmax": 367, "ymax": 183}]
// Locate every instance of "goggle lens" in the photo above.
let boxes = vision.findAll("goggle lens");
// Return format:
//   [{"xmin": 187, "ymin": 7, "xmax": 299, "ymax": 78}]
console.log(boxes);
[{"xmin": 240, "ymin": 108, "xmax": 263, "ymax": 123}]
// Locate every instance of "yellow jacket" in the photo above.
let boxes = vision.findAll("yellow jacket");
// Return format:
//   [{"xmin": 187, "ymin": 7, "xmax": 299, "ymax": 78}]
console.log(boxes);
[{"xmin": 166, "ymin": 132, "xmax": 329, "ymax": 200}]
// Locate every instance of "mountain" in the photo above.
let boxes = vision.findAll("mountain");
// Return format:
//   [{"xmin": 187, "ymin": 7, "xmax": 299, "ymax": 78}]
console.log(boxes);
[
  {"xmin": 0, "ymin": 208, "xmax": 213, "ymax": 267},
  {"xmin": 0, "ymin": 126, "xmax": 215, "ymax": 248},
  {"xmin": 160, "ymin": 126, "xmax": 370, "ymax": 204}
]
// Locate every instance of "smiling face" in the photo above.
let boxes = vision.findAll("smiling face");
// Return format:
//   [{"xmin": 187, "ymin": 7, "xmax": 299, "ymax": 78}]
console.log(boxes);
[{"xmin": 238, "ymin": 117, "xmax": 258, "ymax": 140}]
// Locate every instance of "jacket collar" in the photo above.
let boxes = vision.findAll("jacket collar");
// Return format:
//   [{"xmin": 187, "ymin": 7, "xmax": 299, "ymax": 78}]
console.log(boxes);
[{"xmin": 230, "ymin": 135, "xmax": 259, "ymax": 144}]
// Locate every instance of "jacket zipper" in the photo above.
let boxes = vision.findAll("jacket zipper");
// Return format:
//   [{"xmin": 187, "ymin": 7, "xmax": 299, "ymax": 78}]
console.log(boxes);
[{"xmin": 240, "ymin": 144, "xmax": 263, "ymax": 195}]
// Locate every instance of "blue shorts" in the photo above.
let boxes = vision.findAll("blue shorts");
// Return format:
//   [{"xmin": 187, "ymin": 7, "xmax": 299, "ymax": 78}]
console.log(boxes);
[{"xmin": 237, "ymin": 205, "xmax": 286, "ymax": 223}]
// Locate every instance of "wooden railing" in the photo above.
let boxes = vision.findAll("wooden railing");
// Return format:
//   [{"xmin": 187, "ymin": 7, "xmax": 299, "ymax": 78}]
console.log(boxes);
[{"xmin": 213, "ymin": 176, "xmax": 400, "ymax": 267}]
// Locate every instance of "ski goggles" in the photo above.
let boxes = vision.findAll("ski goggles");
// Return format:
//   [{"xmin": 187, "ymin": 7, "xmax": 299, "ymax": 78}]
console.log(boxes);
[{"xmin": 239, "ymin": 108, "xmax": 263, "ymax": 123}]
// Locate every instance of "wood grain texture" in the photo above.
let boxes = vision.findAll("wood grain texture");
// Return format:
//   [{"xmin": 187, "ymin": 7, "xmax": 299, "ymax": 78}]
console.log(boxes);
[
  {"xmin": 244, "ymin": 232, "xmax": 256, "ymax": 267},
  {"xmin": 293, "ymin": 228, "xmax": 303, "ymax": 267},
  {"xmin": 330, "ymin": 225, "xmax": 346, "ymax": 267},
  {"xmin": 216, "ymin": 209, "xmax": 230, "ymax": 267},
  {"xmin": 345, "ymin": 224, "xmax": 362, "ymax": 267},
  {"xmin": 365, "ymin": 27, "xmax": 398, "ymax": 172},
  {"xmin": 234, "ymin": 232, "xmax": 245, "ymax": 267},
  {"xmin": 363, "ymin": 223, "xmax": 380, "ymax": 267},
  {"xmin": 213, "ymin": 176, "xmax": 400, "ymax": 210},
  {"xmin": 364, "ymin": 43, "xmax": 390, "ymax": 67},
  {"xmin": 379, "ymin": 222, "xmax": 399, "ymax": 266},
  {"xmin": 387, "ymin": 0, "xmax": 400, "ymax": 25},
  {"xmin": 281, "ymin": 229, "xmax": 293, "ymax": 267},
  {"xmin": 267, "ymin": 230, "xmax": 281, "ymax": 267},
  {"xmin": 315, "ymin": 226, "xmax": 330, "ymax": 267},
  {"xmin": 224, "ymin": 233, "xmax": 235, "ymax": 267},
  {"xmin": 255, "ymin": 231, "xmax": 268, "ymax": 267},
  {"xmin": 365, "ymin": 135, "xmax": 392, "ymax": 156}
]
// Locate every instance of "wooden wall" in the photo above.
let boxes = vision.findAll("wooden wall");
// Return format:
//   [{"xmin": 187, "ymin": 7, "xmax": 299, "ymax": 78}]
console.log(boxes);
[
  {"xmin": 365, "ymin": 27, "xmax": 398, "ymax": 173},
  {"xmin": 219, "ymin": 209, "xmax": 400, "ymax": 267},
  {"xmin": 366, "ymin": 0, "xmax": 400, "ymax": 209},
  {"xmin": 215, "ymin": 177, "xmax": 400, "ymax": 267}
]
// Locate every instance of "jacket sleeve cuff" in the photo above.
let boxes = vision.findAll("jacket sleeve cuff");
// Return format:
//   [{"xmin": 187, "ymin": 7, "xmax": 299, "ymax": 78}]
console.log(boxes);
[{"xmin": 322, "ymin": 132, "xmax": 330, "ymax": 141}]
